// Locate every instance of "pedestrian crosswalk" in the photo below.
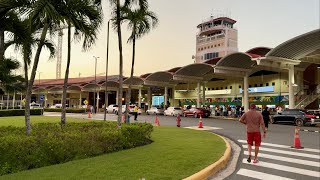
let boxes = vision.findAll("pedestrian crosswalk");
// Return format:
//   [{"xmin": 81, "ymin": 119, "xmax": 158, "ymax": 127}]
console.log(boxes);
[{"xmin": 233, "ymin": 140, "xmax": 320, "ymax": 180}]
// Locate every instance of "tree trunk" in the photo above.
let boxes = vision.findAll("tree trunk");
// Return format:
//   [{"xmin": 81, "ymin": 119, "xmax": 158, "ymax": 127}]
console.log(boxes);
[
  {"xmin": 61, "ymin": 22, "xmax": 71, "ymax": 127},
  {"xmin": 103, "ymin": 20, "xmax": 110, "ymax": 121},
  {"xmin": 126, "ymin": 34, "xmax": 136, "ymax": 122},
  {"xmin": 24, "ymin": 23, "xmax": 49, "ymax": 135},
  {"xmin": 0, "ymin": 29, "xmax": 4, "ymax": 61},
  {"xmin": 116, "ymin": 0, "xmax": 124, "ymax": 127}
]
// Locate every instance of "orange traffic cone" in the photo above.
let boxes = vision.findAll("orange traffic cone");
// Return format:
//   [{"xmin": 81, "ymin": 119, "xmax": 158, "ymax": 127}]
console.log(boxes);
[
  {"xmin": 291, "ymin": 127, "xmax": 303, "ymax": 149},
  {"xmin": 198, "ymin": 115, "xmax": 203, "ymax": 128},
  {"xmin": 88, "ymin": 111, "xmax": 91, "ymax": 119},
  {"xmin": 154, "ymin": 116, "xmax": 160, "ymax": 126}
]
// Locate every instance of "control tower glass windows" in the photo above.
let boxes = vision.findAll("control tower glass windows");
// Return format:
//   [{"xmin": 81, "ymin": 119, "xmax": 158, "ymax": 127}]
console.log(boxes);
[{"xmin": 204, "ymin": 52, "xmax": 219, "ymax": 60}]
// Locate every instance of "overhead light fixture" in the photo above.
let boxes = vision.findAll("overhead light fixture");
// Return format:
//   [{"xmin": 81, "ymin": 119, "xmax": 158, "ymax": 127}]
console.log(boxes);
[
  {"xmin": 317, "ymin": 65, "xmax": 320, "ymax": 69},
  {"xmin": 292, "ymin": 84, "xmax": 298, "ymax": 87}
]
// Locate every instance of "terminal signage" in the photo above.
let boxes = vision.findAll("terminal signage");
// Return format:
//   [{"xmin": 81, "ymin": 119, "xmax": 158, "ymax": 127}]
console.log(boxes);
[
  {"xmin": 152, "ymin": 96, "xmax": 164, "ymax": 106},
  {"xmin": 240, "ymin": 86, "xmax": 274, "ymax": 94}
]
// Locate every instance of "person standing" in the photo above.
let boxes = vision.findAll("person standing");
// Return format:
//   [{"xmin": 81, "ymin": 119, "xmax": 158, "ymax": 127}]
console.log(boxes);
[
  {"xmin": 239, "ymin": 104, "xmax": 266, "ymax": 163},
  {"xmin": 262, "ymin": 107, "xmax": 271, "ymax": 131},
  {"xmin": 133, "ymin": 105, "xmax": 139, "ymax": 121}
]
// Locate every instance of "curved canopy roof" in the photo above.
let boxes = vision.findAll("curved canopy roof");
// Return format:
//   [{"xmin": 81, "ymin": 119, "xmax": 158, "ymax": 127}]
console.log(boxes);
[
  {"xmin": 175, "ymin": 63, "xmax": 213, "ymax": 77},
  {"xmin": 246, "ymin": 47, "xmax": 271, "ymax": 56},
  {"xmin": 266, "ymin": 29, "xmax": 320, "ymax": 60},
  {"xmin": 100, "ymin": 81, "xmax": 119, "ymax": 88},
  {"xmin": 145, "ymin": 71, "xmax": 173, "ymax": 82},
  {"xmin": 216, "ymin": 52, "xmax": 256, "ymax": 69},
  {"xmin": 123, "ymin": 77, "xmax": 144, "ymax": 85}
]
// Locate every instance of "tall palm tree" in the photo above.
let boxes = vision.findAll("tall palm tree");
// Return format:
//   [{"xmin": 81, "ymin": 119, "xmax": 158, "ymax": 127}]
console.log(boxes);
[
  {"xmin": 0, "ymin": 0, "xmax": 31, "ymax": 61},
  {"xmin": 59, "ymin": 0, "xmax": 102, "ymax": 126},
  {"xmin": 23, "ymin": 0, "xmax": 63, "ymax": 135},
  {"xmin": 110, "ymin": 0, "xmax": 127, "ymax": 127},
  {"xmin": 5, "ymin": 17, "xmax": 56, "ymax": 105},
  {"xmin": 122, "ymin": 0, "xmax": 158, "ymax": 120}
]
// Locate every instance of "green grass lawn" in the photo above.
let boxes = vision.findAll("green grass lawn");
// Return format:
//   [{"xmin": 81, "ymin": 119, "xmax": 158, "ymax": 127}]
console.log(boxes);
[{"xmin": 0, "ymin": 116, "xmax": 226, "ymax": 180}]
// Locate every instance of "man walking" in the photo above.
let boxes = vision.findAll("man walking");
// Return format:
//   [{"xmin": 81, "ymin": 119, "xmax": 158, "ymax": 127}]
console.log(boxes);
[
  {"xmin": 239, "ymin": 104, "xmax": 266, "ymax": 163},
  {"xmin": 133, "ymin": 105, "xmax": 139, "ymax": 121}
]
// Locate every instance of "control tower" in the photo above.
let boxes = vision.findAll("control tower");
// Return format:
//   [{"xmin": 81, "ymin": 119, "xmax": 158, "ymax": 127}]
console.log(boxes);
[{"xmin": 195, "ymin": 16, "xmax": 238, "ymax": 63}]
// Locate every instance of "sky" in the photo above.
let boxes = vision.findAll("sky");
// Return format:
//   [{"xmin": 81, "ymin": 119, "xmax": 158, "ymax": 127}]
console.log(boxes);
[{"xmin": 5, "ymin": 0, "xmax": 320, "ymax": 79}]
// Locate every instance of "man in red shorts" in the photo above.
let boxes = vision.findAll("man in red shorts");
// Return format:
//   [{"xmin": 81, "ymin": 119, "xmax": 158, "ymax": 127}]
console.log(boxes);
[{"xmin": 239, "ymin": 104, "xmax": 266, "ymax": 163}]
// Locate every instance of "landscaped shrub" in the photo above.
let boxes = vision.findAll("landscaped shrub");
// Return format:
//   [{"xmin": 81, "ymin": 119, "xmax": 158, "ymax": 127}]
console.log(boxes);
[
  {"xmin": 0, "ymin": 109, "xmax": 43, "ymax": 117},
  {"xmin": 43, "ymin": 108, "xmax": 85, "ymax": 113},
  {"xmin": 0, "ymin": 121, "xmax": 153, "ymax": 176}
]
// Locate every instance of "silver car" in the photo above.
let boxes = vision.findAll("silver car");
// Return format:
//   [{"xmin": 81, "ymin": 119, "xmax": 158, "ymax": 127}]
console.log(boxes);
[
  {"xmin": 146, "ymin": 107, "xmax": 164, "ymax": 115},
  {"xmin": 164, "ymin": 107, "xmax": 183, "ymax": 116}
]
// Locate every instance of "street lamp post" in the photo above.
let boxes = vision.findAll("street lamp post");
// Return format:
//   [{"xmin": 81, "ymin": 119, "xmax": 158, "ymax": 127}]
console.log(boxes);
[
  {"xmin": 104, "ymin": 20, "xmax": 110, "ymax": 121},
  {"xmin": 93, "ymin": 56, "xmax": 99, "ymax": 114}
]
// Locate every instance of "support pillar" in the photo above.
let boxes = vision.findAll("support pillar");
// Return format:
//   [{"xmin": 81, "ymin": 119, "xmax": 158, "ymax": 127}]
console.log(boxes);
[
  {"xmin": 12, "ymin": 91, "xmax": 15, "ymax": 109},
  {"xmin": 116, "ymin": 90, "xmax": 119, "ymax": 105},
  {"xmin": 243, "ymin": 74, "xmax": 249, "ymax": 112},
  {"xmin": 288, "ymin": 65, "xmax": 295, "ymax": 109},
  {"xmin": 79, "ymin": 92, "xmax": 82, "ymax": 108},
  {"xmin": 96, "ymin": 91, "xmax": 100, "ymax": 112},
  {"xmin": 148, "ymin": 87, "xmax": 152, "ymax": 110},
  {"xmin": 202, "ymin": 83, "xmax": 206, "ymax": 107},
  {"xmin": 1, "ymin": 95, "xmax": 3, "ymax": 110},
  {"xmin": 138, "ymin": 87, "xmax": 142, "ymax": 108},
  {"xmin": 164, "ymin": 86, "xmax": 168, "ymax": 108},
  {"xmin": 172, "ymin": 86, "xmax": 175, "ymax": 107},
  {"xmin": 20, "ymin": 93, "xmax": 23, "ymax": 109},
  {"xmin": 6, "ymin": 93, "xmax": 9, "ymax": 110},
  {"xmin": 197, "ymin": 82, "xmax": 201, "ymax": 108}
]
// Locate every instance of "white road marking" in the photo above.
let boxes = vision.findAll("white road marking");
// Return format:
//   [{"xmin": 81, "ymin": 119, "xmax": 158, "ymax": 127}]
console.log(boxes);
[
  {"xmin": 238, "ymin": 139, "xmax": 320, "ymax": 153},
  {"xmin": 237, "ymin": 168, "xmax": 294, "ymax": 180},
  {"xmin": 242, "ymin": 159, "xmax": 320, "ymax": 178},
  {"xmin": 242, "ymin": 145, "xmax": 320, "ymax": 159},
  {"xmin": 243, "ymin": 151, "xmax": 320, "ymax": 167}
]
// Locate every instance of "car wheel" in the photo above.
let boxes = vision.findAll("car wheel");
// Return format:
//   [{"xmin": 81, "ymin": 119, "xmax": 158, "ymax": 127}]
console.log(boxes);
[
  {"xmin": 270, "ymin": 117, "xmax": 275, "ymax": 124},
  {"xmin": 295, "ymin": 118, "xmax": 304, "ymax": 126},
  {"xmin": 146, "ymin": 112, "xmax": 149, "ymax": 115},
  {"xmin": 172, "ymin": 113, "xmax": 174, "ymax": 116},
  {"xmin": 194, "ymin": 113, "xmax": 198, "ymax": 118},
  {"xmin": 183, "ymin": 113, "xmax": 187, "ymax": 117},
  {"xmin": 310, "ymin": 124, "xmax": 316, "ymax": 127}
]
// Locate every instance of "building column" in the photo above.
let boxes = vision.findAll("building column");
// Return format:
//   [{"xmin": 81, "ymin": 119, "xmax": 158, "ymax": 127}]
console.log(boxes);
[
  {"xmin": 1, "ymin": 95, "xmax": 3, "ymax": 110},
  {"xmin": 197, "ymin": 82, "xmax": 201, "ymax": 108},
  {"xmin": 164, "ymin": 86, "xmax": 168, "ymax": 108},
  {"xmin": 79, "ymin": 92, "xmax": 82, "ymax": 108},
  {"xmin": 172, "ymin": 86, "xmax": 175, "ymax": 107},
  {"xmin": 202, "ymin": 82, "xmax": 206, "ymax": 107},
  {"xmin": 20, "ymin": 93, "xmax": 23, "ymax": 109},
  {"xmin": 243, "ymin": 73, "xmax": 249, "ymax": 112},
  {"xmin": 6, "ymin": 93, "xmax": 9, "ymax": 109},
  {"xmin": 138, "ymin": 87, "xmax": 142, "ymax": 108},
  {"xmin": 12, "ymin": 91, "xmax": 15, "ymax": 108},
  {"xmin": 96, "ymin": 91, "xmax": 100, "ymax": 112},
  {"xmin": 148, "ymin": 87, "xmax": 152, "ymax": 110},
  {"xmin": 116, "ymin": 90, "xmax": 119, "ymax": 105},
  {"xmin": 288, "ymin": 65, "xmax": 295, "ymax": 109}
]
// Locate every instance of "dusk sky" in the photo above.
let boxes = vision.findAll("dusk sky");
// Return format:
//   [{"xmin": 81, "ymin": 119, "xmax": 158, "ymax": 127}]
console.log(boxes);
[{"xmin": 5, "ymin": 0, "xmax": 320, "ymax": 79}]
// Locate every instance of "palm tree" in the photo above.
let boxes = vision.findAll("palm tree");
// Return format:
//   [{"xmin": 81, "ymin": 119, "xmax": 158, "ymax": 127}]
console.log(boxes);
[
  {"xmin": 59, "ymin": 0, "xmax": 102, "ymax": 126},
  {"xmin": 110, "ymin": 0, "xmax": 127, "ymax": 127},
  {"xmin": 122, "ymin": 0, "xmax": 158, "ymax": 120},
  {"xmin": 23, "ymin": 0, "xmax": 63, "ymax": 135},
  {"xmin": 0, "ymin": 0, "xmax": 31, "ymax": 61}
]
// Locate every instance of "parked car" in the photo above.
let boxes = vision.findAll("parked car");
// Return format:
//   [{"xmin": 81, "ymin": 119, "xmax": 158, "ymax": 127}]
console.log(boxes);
[
  {"xmin": 106, "ymin": 104, "xmax": 118, "ymax": 113},
  {"xmin": 306, "ymin": 109, "xmax": 320, "ymax": 119},
  {"xmin": 164, "ymin": 107, "xmax": 183, "ymax": 116},
  {"xmin": 271, "ymin": 109, "xmax": 314, "ymax": 126},
  {"xmin": 30, "ymin": 103, "xmax": 43, "ymax": 109},
  {"xmin": 114, "ymin": 105, "xmax": 143, "ymax": 115},
  {"xmin": 183, "ymin": 107, "xmax": 211, "ymax": 118},
  {"xmin": 146, "ymin": 107, "xmax": 164, "ymax": 115}
]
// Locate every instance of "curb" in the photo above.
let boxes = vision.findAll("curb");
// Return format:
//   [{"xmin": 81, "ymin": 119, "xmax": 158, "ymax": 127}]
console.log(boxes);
[
  {"xmin": 299, "ymin": 129, "xmax": 320, "ymax": 133},
  {"xmin": 209, "ymin": 116, "xmax": 238, "ymax": 121},
  {"xmin": 183, "ymin": 133, "xmax": 232, "ymax": 180}
]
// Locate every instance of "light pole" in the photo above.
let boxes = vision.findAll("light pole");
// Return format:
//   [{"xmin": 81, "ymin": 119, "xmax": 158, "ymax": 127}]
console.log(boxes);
[
  {"xmin": 104, "ymin": 19, "xmax": 110, "ymax": 121},
  {"xmin": 93, "ymin": 56, "xmax": 99, "ymax": 113}
]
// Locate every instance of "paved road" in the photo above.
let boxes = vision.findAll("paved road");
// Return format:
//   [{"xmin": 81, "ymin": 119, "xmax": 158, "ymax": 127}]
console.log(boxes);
[{"xmin": 45, "ymin": 112, "xmax": 320, "ymax": 179}]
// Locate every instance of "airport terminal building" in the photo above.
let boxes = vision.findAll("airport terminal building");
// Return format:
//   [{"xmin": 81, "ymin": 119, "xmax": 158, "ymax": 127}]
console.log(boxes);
[{"xmin": 1, "ymin": 16, "xmax": 319, "ymax": 111}]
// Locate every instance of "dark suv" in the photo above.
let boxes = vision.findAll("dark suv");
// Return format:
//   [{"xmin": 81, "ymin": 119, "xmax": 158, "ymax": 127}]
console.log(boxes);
[{"xmin": 271, "ymin": 109, "xmax": 312, "ymax": 126}]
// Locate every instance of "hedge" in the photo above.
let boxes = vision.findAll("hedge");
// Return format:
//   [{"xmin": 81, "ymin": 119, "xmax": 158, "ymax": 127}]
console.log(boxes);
[
  {"xmin": 43, "ymin": 108, "xmax": 85, "ymax": 113},
  {"xmin": 0, "ymin": 122, "xmax": 153, "ymax": 176},
  {"xmin": 0, "ymin": 109, "xmax": 43, "ymax": 117}
]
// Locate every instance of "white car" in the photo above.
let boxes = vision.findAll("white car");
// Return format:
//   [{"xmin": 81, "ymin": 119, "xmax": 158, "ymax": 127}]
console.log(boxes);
[
  {"xmin": 106, "ymin": 104, "xmax": 118, "ymax": 113},
  {"xmin": 146, "ymin": 107, "xmax": 164, "ymax": 115},
  {"xmin": 30, "ymin": 103, "xmax": 43, "ymax": 109},
  {"xmin": 164, "ymin": 107, "xmax": 183, "ymax": 116}
]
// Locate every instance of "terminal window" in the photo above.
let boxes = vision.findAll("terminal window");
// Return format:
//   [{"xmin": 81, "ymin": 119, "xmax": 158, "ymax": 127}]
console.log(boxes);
[{"xmin": 272, "ymin": 82, "xmax": 275, "ymax": 86}]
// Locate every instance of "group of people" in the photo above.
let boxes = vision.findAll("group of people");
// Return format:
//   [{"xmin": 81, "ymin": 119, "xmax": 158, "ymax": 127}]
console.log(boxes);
[{"xmin": 239, "ymin": 104, "xmax": 271, "ymax": 164}]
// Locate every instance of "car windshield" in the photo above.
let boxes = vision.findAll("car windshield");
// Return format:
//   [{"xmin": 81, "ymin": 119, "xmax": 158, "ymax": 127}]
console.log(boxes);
[{"xmin": 174, "ymin": 108, "xmax": 181, "ymax": 110}]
